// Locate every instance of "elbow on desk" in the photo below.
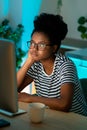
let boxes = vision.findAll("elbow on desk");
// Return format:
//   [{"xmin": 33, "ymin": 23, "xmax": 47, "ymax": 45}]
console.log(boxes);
[{"xmin": 50, "ymin": 103, "xmax": 71, "ymax": 112}]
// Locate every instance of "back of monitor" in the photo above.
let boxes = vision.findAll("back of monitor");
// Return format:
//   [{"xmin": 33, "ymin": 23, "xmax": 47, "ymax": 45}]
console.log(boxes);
[{"xmin": 0, "ymin": 39, "xmax": 18, "ymax": 114}]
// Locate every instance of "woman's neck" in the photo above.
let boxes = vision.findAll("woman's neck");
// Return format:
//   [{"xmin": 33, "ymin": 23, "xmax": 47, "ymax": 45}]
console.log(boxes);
[{"xmin": 40, "ymin": 55, "xmax": 56, "ymax": 75}]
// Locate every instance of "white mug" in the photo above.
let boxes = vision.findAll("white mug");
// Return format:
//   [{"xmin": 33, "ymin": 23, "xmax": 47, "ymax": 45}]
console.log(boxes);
[{"xmin": 29, "ymin": 102, "xmax": 46, "ymax": 123}]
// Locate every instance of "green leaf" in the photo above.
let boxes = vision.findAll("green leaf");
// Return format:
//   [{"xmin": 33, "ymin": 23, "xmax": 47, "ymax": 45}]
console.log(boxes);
[
  {"xmin": 77, "ymin": 26, "xmax": 87, "ymax": 33},
  {"xmin": 0, "ymin": 18, "xmax": 26, "ymax": 70},
  {"xmin": 78, "ymin": 16, "xmax": 87, "ymax": 24},
  {"xmin": 85, "ymin": 33, "xmax": 87, "ymax": 38},
  {"xmin": 81, "ymin": 33, "xmax": 86, "ymax": 39}
]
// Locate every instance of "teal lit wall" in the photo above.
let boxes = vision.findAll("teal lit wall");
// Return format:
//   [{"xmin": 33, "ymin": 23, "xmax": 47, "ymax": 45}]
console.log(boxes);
[
  {"xmin": 22, "ymin": 0, "xmax": 42, "ymax": 51},
  {"xmin": 0, "ymin": 0, "xmax": 9, "ymax": 21},
  {"xmin": 2, "ymin": 0, "xmax": 9, "ymax": 17}
]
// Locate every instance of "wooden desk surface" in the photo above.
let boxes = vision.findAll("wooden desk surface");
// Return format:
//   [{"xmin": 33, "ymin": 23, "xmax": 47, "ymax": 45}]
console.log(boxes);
[{"xmin": 0, "ymin": 102, "xmax": 87, "ymax": 130}]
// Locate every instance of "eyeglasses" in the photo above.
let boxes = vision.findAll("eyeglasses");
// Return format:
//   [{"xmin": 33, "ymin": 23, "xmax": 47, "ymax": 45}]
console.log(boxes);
[{"xmin": 27, "ymin": 40, "xmax": 53, "ymax": 51}]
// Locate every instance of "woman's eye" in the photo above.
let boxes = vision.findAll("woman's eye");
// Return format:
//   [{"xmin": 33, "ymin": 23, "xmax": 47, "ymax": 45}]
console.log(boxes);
[
  {"xmin": 40, "ymin": 44, "xmax": 45, "ymax": 48},
  {"xmin": 31, "ymin": 42, "xmax": 35, "ymax": 46}
]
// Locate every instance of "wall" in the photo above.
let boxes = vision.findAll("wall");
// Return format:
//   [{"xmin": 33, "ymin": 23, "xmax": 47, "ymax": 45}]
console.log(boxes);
[
  {"xmin": 39, "ymin": 0, "xmax": 58, "ymax": 14},
  {"xmin": 0, "ymin": 0, "xmax": 9, "ymax": 21},
  {"xmin": 40, "ymin": 0, "xmax": 87, "ymax": 40},
  {"xmin": 8, "ymin": 0, "xmax": 22, "ymax": 28},
  {"xmin": 61, "ymin": 0, "xmax": 87, "ymax": 39},
  {"xmin": 21, "ymin": 0, "xmax": 42, "ymax": 51}
]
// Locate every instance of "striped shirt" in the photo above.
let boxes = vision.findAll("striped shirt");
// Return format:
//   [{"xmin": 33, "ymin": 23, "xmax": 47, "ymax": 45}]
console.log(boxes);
[{"xmin": 27, "ymin": 53, "xmax": 87, "ymax": 116}]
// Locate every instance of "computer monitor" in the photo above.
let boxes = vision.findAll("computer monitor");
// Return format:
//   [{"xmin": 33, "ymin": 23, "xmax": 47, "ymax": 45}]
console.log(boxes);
[{"xmin": 0, "ymin": 39, "xmax": 26, "ymax": 116}]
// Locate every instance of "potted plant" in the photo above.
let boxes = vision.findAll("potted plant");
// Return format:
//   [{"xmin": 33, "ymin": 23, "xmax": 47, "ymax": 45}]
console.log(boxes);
[
  {"xmin": 77, "ymin": 16, "xmax": 87, "ymax": 39},
  {"xmin": 0, "ymin": 19, "xmax": 26, "ymax": 70}
]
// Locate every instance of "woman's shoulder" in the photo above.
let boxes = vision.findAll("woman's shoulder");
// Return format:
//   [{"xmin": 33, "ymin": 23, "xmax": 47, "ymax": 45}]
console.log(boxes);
[
  {"xmin": 55, "ymin": 52, "xmax": 70, "ymax": 62},
  {"xmin": 55, "ymin": 52, "xmax": 75, "ymax": 67}
]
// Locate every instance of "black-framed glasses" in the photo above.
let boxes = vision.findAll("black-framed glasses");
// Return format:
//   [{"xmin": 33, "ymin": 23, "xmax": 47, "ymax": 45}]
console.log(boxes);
[{"xmin": 27, "ymin": 40, "xmax": 53, "ymax": 51}]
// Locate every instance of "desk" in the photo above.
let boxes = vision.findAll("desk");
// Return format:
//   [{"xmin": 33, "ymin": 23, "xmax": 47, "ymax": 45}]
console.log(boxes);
[{"xmin": 0, "ymin": 102, "xmax": 87, "ymax": 130}]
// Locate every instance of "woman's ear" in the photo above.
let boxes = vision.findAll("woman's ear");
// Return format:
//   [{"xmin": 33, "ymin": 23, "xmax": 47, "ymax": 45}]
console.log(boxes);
[{"xmin": 53, "ymin": 45, "xmax": 58, "ymax": 53}]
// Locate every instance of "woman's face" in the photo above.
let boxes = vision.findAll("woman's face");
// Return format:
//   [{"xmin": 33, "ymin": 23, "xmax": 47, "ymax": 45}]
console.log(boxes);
[{"xmin": 29, "ymin": 32, "xmax": 57, "ymax": 62}]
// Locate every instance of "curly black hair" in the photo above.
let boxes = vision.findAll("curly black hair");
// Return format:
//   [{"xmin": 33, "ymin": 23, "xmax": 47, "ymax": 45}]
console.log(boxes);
[{"xmin": 31, "ymin": 13, "xmax": 68, "ymax": 49}]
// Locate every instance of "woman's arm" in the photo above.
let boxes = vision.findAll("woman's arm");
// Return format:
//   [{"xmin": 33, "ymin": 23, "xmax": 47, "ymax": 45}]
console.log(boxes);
[
  {"xmin": 17, "ymin": 74, "xmax": 33, "ymax": 92},
  {"xmin": 18, "ymin": 83, "xmax": 74, "ymax": 112},
  {"xmin": 17, "ymin": 50, "xmax": 35, "ymax": 92}
]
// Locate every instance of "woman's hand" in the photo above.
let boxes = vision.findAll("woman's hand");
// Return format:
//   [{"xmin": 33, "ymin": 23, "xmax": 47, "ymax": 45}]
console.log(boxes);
[
  {"xmin": 26, "ymin": 50, "xmax": 35, "ymax": 65},
  {"xmin": 18, "ymin": 92, "xmax": 32, "ymax": 103}
]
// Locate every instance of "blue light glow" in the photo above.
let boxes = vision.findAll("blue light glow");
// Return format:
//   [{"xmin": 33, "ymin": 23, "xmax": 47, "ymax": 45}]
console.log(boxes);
[
  {"xmin": 0, "ymin": 0, "xmax": 9, "ymax": 20},
  {"xmin": 3, "ymin": 0, "xmax": 9, "ymax": 17},
  {"xmin": 22, "ymin": 0, "xmax": 42, "ymax": 51}
]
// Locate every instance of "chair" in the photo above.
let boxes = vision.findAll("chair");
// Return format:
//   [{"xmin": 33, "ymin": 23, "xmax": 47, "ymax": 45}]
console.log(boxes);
[{"xmin": 80, "ymin": 78, "xmax": 87, "ymax": 103}]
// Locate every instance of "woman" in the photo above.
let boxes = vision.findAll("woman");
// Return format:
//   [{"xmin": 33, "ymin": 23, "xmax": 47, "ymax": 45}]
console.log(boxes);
[{"xmin": 17, "ymin": 13, "xmax": 87, "ymax": 116}]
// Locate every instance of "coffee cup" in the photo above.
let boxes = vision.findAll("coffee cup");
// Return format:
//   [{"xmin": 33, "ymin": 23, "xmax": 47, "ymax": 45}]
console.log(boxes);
[{"xmin": 29, "ymin": 102, "xmax": 46, "ymax": 123}]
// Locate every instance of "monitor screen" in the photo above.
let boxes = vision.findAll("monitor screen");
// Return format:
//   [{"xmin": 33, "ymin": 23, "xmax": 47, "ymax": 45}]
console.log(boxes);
[{"xmin": 0, "ymin": 39, "xmax": 26, "ymax": 116}]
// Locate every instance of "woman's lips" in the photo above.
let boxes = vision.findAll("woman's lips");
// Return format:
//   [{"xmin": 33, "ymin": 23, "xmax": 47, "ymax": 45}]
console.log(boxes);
[{"xmin": 31, "ymin": 53, "xmax": 38, "ymax": 57}]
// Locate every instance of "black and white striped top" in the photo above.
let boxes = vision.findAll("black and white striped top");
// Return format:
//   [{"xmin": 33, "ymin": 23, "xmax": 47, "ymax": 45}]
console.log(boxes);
[{"xmin": 27, "ymin": 53, "xmax": 87, "ymax": 116}]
